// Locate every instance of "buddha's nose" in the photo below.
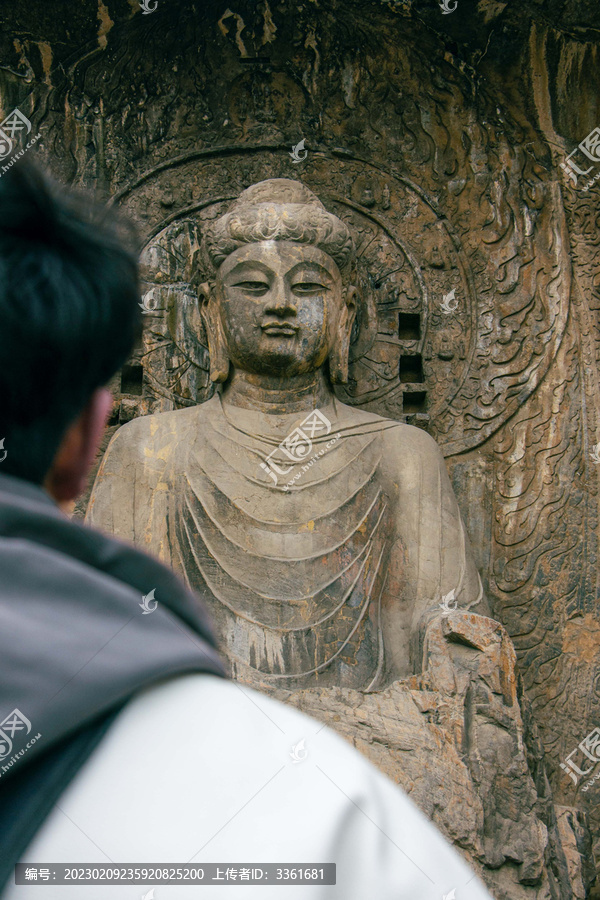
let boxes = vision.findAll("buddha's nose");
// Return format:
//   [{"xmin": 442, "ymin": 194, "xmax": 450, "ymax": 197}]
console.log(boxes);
[{"xmin": 264, "ymin": 279, "xmax": 296, "ymax": 317}]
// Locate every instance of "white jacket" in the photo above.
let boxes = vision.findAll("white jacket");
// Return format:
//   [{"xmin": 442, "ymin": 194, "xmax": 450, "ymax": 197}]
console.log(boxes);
[{"xmin": 3, "ymin": 675, "xmax": 492, "ymax": 900}]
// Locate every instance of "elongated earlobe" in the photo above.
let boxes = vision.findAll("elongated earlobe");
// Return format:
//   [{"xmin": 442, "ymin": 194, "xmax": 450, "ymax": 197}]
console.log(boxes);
[
  {"xmin": 329, "ymin": 286, "xmax": 357, "ymax": 384},
  {"xmin": 198, "ymin": 282, "xmax": 230, "ymax": 383}
]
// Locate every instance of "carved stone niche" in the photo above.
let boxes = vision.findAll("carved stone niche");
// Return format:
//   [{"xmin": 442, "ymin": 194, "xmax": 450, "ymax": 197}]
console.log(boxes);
[
  {"xmin": 85, "ymin": 162, "xmax": 581, "ymax": 899},
  {"xmin": 2, "ymin": 0, "xmax": 598, "ymax": 891},
  {"xmin": 115, "ymin": 153, "xmax": 484, "ymax": 434}
]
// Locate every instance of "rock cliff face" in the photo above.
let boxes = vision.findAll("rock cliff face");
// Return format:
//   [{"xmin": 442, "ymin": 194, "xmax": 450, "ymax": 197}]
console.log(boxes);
[
  {"xmin": 269, "ymin": 613, "xmax": 573, "ymax": 899},
  {"xmin": 1, "ymin": 0, "xmax": 598, "ymax": 895}
]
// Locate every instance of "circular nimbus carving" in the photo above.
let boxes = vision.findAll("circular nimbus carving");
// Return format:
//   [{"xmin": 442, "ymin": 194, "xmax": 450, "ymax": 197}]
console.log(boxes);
[{"xmin": 121, "ymin": 148, "xmax": 567, "ymax": 454}]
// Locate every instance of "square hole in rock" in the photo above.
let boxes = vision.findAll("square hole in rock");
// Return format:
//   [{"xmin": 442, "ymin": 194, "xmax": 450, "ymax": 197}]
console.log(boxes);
[
  {"xmin": 120, "ymin": 364, "xmax": 144, "ymax": 396},
  {"xmin": 400, "ymin": 354, "xmax": 424, "ymax": 383},
  {"xmin": 403, "ymin": 391, "xmax": 427, "ymax": 414},
  {"xmin": 398, "ymin": 313, "xmax": 421, "ymax": 341}
]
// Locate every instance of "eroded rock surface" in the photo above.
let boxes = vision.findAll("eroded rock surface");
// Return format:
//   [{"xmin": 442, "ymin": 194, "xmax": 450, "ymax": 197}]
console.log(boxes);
[{"xmin": 270, "ymin": 613, "xmax": 580, "ymax": 899}]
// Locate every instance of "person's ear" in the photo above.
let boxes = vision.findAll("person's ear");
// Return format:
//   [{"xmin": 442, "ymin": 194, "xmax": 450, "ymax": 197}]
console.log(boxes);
[
  {"xmin": 44, "ymin": 388, "xmax": 114, "ymax": 508},
  {"xmin": 198, "ymin": 281, "xmax": 230, "ymax": 383},
  {"xmin": 329, "ymin": 285, "xmax": 357, "ymax": 384}
]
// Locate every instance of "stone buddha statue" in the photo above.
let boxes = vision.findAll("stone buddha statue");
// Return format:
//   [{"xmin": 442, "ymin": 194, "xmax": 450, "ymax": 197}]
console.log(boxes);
[{"xmin": 87, "ymin": 178, "xmax": 489, "ymax": 692}]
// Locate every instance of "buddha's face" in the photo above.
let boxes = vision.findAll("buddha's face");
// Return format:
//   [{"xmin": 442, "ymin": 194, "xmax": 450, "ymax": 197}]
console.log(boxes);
[{"xmin": 212, "ymin": 241, "xmax": 353, "ymax": 377}]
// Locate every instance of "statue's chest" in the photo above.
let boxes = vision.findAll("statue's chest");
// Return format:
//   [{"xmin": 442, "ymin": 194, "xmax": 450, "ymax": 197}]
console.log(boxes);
[{"xmin": 168, "ymin": 427, "xmax": 391, "ymax": 689}]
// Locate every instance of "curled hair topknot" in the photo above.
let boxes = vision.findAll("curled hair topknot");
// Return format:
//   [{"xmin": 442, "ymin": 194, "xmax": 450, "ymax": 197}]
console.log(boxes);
[{"xmin": 202, "ymin": 179, "xmax": 355, "ymax": 275}]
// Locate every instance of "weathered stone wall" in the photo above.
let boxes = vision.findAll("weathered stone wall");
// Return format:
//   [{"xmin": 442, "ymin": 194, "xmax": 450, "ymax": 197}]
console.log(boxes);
[{"xmin": 1, "ymin": 0, "xmax": 599, "ymax": 894}]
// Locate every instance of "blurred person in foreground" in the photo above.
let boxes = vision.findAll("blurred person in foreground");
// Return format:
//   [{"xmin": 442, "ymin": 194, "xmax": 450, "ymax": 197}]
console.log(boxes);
[{"xmin": 0, "ymin": 162, "xmax": 492, "ymax": 899}]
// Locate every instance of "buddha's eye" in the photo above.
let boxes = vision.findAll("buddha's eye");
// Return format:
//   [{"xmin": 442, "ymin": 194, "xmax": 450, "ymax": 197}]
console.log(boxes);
[
  {"xmin": 292, "ymin": 282, "xmax": 327, "ymax": 294},
  {"xmin": 232, "ymin": 281, "xmax": 270, "ymax": 295}
]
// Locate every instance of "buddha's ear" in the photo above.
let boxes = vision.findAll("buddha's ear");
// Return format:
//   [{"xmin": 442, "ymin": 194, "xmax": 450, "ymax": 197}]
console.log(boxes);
[
  {"xmin": 198, "ymin": 281, "xmax": 230, "ymax": 383},
  {"xmin": 329, "ymin": 285, "xmax": 357, "ymax": 384}
]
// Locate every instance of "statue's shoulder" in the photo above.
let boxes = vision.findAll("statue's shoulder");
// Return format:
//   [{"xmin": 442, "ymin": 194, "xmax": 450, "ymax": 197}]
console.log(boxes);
[
  {"xmin": 105, "ymin": 401, "xmax": 214, "ymax": 464},
  {"xmin": 336, "ymin": 401, "xmax": 443, "ymax": 463},
  {"xmin": 383, "ymin": 421, "xmax": 442, "ymax": 461}
]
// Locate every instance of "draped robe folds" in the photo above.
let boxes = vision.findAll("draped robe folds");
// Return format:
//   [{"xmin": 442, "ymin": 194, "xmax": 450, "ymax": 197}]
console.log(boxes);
[{"xmin": 86, "ymin": 394, "xmax": 487, "ymax": 690}]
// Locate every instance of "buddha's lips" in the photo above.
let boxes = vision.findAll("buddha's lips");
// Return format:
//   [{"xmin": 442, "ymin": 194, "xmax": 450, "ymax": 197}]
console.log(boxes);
[{"xmin": 261, "ymin": 322, "xmax": 299, "ymax": 336}]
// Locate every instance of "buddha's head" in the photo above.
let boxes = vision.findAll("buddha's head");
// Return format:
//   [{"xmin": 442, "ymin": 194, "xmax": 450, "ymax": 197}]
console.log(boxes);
[{"xmin": 198, "ymin": 179, "xmax": 357, "ymax": 384}]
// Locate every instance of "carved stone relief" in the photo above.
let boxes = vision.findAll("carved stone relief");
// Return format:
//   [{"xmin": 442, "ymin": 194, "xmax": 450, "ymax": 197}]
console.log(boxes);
[{"xmin": 1, "ymin": 0, "xmax": 599, "ymax": 894}]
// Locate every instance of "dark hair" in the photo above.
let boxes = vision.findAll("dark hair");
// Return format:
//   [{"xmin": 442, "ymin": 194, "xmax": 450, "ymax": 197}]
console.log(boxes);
[{"xmin": 0, "ymin": 162, "xmax": 142, "ymax": 484}]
